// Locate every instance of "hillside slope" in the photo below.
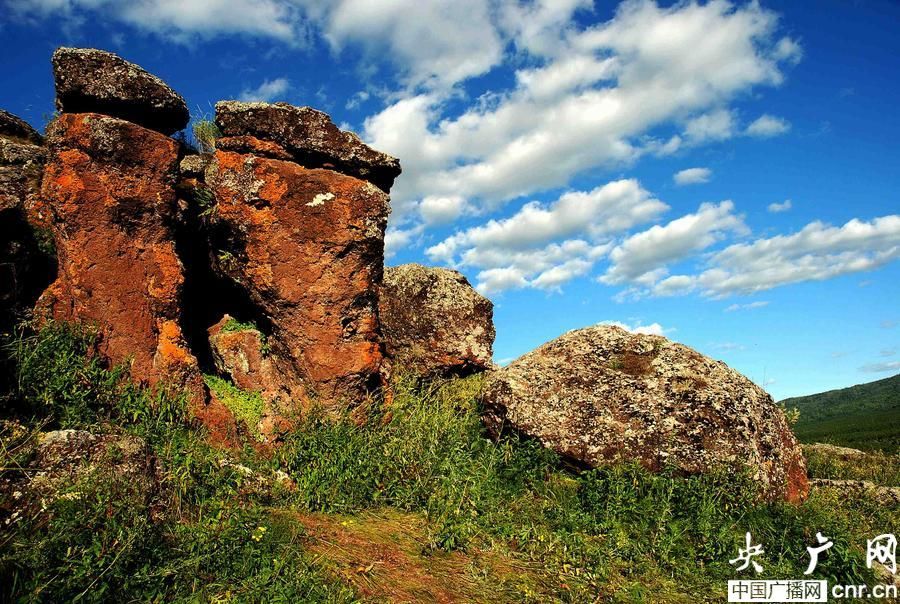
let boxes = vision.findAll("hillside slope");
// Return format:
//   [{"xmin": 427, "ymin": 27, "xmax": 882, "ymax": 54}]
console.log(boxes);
[{"xmin": 783, "ymin": 373, "xmax": 900, "ymax": 452}]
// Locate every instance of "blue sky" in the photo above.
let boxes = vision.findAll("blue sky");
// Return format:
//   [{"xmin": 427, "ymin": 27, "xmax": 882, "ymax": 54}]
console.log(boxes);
[{"xmin": 1, "ymin": 0, "xmax": 898, "ymax": 399}]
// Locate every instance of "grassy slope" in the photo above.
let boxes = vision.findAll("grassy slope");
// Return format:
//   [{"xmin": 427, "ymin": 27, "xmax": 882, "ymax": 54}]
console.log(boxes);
[
  {"xmin": 0, "ymin": 323, "xmax": 897, "ymax": 603},
  {"xmin": 782, "ymin": 373, "xmax": 900, "ymax": 453}
]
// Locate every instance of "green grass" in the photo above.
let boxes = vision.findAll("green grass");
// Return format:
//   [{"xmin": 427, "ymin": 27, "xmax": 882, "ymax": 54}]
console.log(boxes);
[
  {"xmin": 220, "ymin": 317, "xmax": 259, "ymax": 333},
  {"xmin": 784, "ymin": 374, "xmax": 900, "ymax": 453},
  {"xmin": 805, "ymin": 444, "xmax": 900, "ymax": 486},
  {"xmin": 192, "ymin": 119, "xmax": 221, "ymax": 154},
  {"xmin": 203, "ymin": 373, "xmax": 265, "ymax": 440},
  {"xmin": 1, "ymin": 322, "xmax": 897, "ymax": 602}
]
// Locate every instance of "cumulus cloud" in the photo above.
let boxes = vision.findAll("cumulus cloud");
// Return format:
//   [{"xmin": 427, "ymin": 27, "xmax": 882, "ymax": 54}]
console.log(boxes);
[
  {"xmin": 7, "ymin": 0, "xmax": 307, "ymax": 43},
  {"xmin": 746, "ymin": 114, "xmax": 791, "ymax": 137},
  {"xmin": 767, "ymin": 199, "xmax": 792, "ymax": 213},
  {"xmin": 238, "ymin": 77, "xmax": 290, "ymax": 102},
  {"xmin": 657, "ymin": 215, "xmax": 900, "ymax": 298},
  {"xmin": 683, "ymin": 109, "xmax": 735, "ymax": 143},
  {"xmin": 599, "ymin": 201, "xmax": 748, "ymax": 289},
  {"xmin": 599, "ymin": 320, "xmax": 667, "ymax": 336},
  {"xmin": 674, "ymin": 167, "xmax": 712, "ymax": 185},
  {"xmin": 363, "ymin": 0, "xmax": 800, "ymax": 232},
  {"xmin": 427, "ymin": 179, "xmax": 664, "ymax": 293}
]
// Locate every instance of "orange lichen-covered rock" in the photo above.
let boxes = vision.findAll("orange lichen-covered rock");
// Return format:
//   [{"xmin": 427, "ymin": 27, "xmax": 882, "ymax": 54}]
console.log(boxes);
[
  {"xmin": 37, "ymin": 113, "xmax": 202, "ymax": 401},
  {"xmin": 207, "ymin": 314, "xmax": 306, "ymax": 441},
  {"xmin": 207, "ymin": 150, "xmax": 390, "ymax": 414}
]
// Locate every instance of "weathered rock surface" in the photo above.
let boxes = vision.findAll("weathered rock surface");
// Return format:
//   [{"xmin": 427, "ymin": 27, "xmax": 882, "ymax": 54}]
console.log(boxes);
[
  {"xmin": 215, "ymin": 101, "xmax": 401, "ymax": 191},
  {"xmin": 0, "ymin": 424, "xmax": 160, "ymax": 528},
  {"xmin": 207, "ymin": 314, "xmax": 306, "ymax": 439},
  {"xmin": 0, "ymin": 108, "xmax": 43, "ymax": 144},
  {"xmin": 52, "ymin": 48, "xmax": 189, "ymax": 135},
  {"xmin": 811, "ymin": 479, "xmax": 900, "ymax": 507},
  {"xmin": 38, "ymin": 113, "xmax": 202, "ymax": 400},
  {"xmin": 0, "ymin": 111, "xmax": 53, "ymax": 332},
  {"xmin": 481, "ymin": 324, "xmax": 808, "ymax": 502},
  {"xmin": 215, "ymin": 135, "xmax": 293, "ymax": 161},
  {"xmin": 380, "ymin": 264, "xmax": 495, "ymax": 378},
  {"xmin": 207, "ymin": 149, "xmax": 390, "ymax": 413}
]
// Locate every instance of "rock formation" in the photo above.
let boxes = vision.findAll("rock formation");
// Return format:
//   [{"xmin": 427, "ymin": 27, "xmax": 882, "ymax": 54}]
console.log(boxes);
[
  {"xmin": 0, "ymin": 109, "xmax": 53, "ymax": 333},
  {"xmin": 215, "ymin": 101, "xmax": 401, "ymax": 191},
  {"xmin": 0, "ymin": 421, "xmax": 160, "ymax": 527},
  {"xmin": 205, "ymin": 141, "xmax": 392, "ymax": 413},
  {"xmin": 38, "ymin": 112, "xmax": 202, "ymax": 400},
  {"xmin": 379, "ymin": 264, "xmax": 495, "ymax": 378},
  {"xmin": 52, "ymin": 48, "xmax": 189, "ymax": 135},
  {"xmin": 207, "ymin": 315, "xmax": 306, "ymax": 439},
  {"xmin": 480, "ymin": 324, "xmax": 809, "ymax": 502}
]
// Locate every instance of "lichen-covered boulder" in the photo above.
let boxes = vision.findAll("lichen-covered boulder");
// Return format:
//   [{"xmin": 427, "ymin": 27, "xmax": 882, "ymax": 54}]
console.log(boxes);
[
  {"xmin": 0, "ymin": 110, "xmax": 53, "ymax": 332},
  {"xmin": 37, "ymin": 113, "xmax": 202, "ymax": 401},
  {"xmin": 206, "ymin": 149, "xmax": 390, "ymax": 414},
  {"xmin": 0, "ymin": 108, "xmax": 43, "ymax": 144},
  {"xmin": 215, "ymin": 101, "xmax": 401, "ymax": 191},
  {"xmin": 481, "ymin": 324, "xmax": 809, "ymax": 502},
  {"xmin": 380, "ymin": 264, "xmax": 495, "ymax": 378},
  {"xmin": 207, "ymin": 315, "xmax": 306, "ymax": 440},
  {"xmin": 52, "ymin": 47, "xmax": 189, "ymax": 135},
  {"xmin": 0, "ymin": 425, "xmax": 160, "ymax": 529}
]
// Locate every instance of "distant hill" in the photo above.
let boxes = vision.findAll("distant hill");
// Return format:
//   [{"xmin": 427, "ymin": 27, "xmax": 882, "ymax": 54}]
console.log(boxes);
[{"xmin": 782, "ymin": 373, "xmax": 900, "ymax": 453}]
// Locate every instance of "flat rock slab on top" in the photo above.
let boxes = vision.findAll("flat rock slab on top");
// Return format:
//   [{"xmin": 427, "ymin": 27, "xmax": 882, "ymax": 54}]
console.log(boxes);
[
  {"xmin": 215, "ymin": 101, "xmax": 401, "ymax": 192},
  {"xmin": 52, "ymin": 47, "xmax": 189, "ymax": 135},
  {"xmin": 0, "ymin": 109, "xmax": 43, "ymax": 144}
]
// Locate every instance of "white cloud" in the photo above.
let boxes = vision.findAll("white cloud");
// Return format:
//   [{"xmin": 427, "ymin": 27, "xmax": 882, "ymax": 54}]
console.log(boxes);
[
  {"xmin": 773, "ymin": 36, "xmax": 803, "ymax": 64},
  {"xmin": 363, "ymin": 0, "xmax": 800, "ymax": 235},
  {"xmin": 859, "ymin": 361, "xmax": 900, "ymax": 373},
  {"xmin": 599, "ymin": 320, "xmax": 668, "ymax": 336},
  {"xmin": 599, "ymin": 200, "xmax": 748, "ymax": 289},
  {"xmin": 238, "ymin": 77, "xmax": 290, "ymax": 102},
  {"xmin": 725, "ymin": 301, "xmax": 770, "ymax": 312},
  {"xmin": 683, "ymin": 109, "xmax": 735, "ymax": 143},
  {"xmin": 660, "ymin": 215, "xmax": 900, "ymax": 298},
  {"xmin": 427, "ymin": 179, "xmax": 665, "ymax": 293},
  {"xmin": 746, "ymin": 114, "xmax": 791, "ymax": 137},
  {"xmin": 767, "ymin": 199, "xmax": 792, "ymax": 213},
  {"xmin": 306, "ymin": 0, "xmax": 504, "ymax": 90},
  {"xmin": 674, "ymin": 167, "xmax": 712, "ymax": 186},
  {"xmin": 418, "ymin": 195, "xmax": 469, "ymax": 225},
  {"xmin": 8, "ymin": 0, "xmax": 306, "ymax": 43}
]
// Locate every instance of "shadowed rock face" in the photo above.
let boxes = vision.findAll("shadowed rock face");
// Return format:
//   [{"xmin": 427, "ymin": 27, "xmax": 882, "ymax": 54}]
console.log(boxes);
[
  {"xmin": 0, "ymin": 110, "xmax": 53, "ymax": 333},
  {"xmin": 481, "ymin": 324, "xmax": 809, "ymax": 502},
  {"xmin": 52, "ymin": 48, "xmax": 189, "ymax": 135},
  {"xmin": 380, "ymin": 264, "xmax": 495, "ymax": 378},
  {"xmin": 215, "ymin": 101, "xmax": 401, "ymax": 192},
  {"xmin": 0, "ymin": 109, "xmax": 43, "ymax": 145},
  {"xmin": 207, "ymin": 149, "xmax": 390, "ymax": 413},
  {"xmin": 38, "ymin": 113, "xmax": 202, "ymax": 401},
  {"xmin": 207, "ymin": 315, "xmax": 307, "ymax": 440}
]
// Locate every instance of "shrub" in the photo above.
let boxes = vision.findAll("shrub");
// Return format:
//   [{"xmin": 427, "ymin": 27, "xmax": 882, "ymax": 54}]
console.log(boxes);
[{"xmin": 192, "ymin": 119, "xmax": 220, "ymax": 154}]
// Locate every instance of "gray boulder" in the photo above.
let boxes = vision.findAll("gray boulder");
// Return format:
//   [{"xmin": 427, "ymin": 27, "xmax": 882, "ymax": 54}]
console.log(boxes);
[
  {"xmin": 52, "ymin": 47, "xmax": 189, "ymax": 135},
  {"xmin": 380, "ymin": 264, "xmax": 495, "ymax": 378},
  {"xmin": 480, "ymin": 324, "xmax": 809, "ymax": 502}
]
